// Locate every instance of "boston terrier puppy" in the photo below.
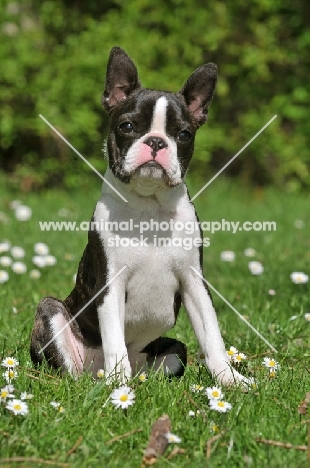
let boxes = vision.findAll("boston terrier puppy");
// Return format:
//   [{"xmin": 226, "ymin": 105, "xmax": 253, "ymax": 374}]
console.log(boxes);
[{"xmin": 30, "ymin": 47, "xmax": 249, "ymax": 385}]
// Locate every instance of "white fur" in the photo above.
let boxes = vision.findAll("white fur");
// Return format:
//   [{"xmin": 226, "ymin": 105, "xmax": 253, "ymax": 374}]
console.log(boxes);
[{"xmin": 150, "ymin": 96, "xmax": 167, "ymax": 133}]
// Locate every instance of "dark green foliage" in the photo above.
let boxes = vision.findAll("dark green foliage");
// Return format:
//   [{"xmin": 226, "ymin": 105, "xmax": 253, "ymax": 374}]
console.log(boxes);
[{"xmin": 0, "ymin": 0, "xmax": 309, "ymax": 190}]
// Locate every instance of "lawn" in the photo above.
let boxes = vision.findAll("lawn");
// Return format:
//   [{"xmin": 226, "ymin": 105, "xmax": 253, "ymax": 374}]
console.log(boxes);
[{"xmin": 0, "ymin": 171, "xmax": 309, "ymax": 468}]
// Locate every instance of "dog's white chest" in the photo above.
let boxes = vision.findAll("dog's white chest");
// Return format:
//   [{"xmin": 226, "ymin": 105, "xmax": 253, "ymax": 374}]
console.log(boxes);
[{"xmin": 93, "ymin": 177, "xmax": 200, "ymax": 348}]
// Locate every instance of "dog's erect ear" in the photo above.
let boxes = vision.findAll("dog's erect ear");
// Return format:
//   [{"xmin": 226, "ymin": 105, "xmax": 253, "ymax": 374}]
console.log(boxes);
[
  {"xmin": 102, "ymin": 47, "xmax": 141, "ymax": 112},
  {"xmin": 180, "ymin": 63, "xmax": 217, "ymax": 127}
]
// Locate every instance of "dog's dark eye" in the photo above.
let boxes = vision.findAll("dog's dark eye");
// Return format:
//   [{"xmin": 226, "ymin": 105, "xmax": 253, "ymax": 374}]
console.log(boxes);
[
  {"xmin": 119, "ymin": 122, "xmax": 134, "ymax": 134},
  {"xmin": 178, "ymin": 130, "xmax": 192, "ymax": 142}
]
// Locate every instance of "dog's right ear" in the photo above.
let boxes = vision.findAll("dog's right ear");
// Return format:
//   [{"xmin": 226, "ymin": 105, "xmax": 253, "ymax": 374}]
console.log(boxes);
[
  {"xmin": 102, "ymin": 47, "xmax": 141, "ymax": 113},
  {"xmin": 180, "ymin": 63, "xmax": 217, "ymax": 127}
]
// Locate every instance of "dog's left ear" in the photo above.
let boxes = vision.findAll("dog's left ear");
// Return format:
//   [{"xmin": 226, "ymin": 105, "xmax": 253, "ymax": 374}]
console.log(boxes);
[
  {"xmin": 180, "ymin": 63, "xmax": 217, "ymax": 127},
  {"xmin": 102, "ymin": 47, "xmax": 141, "ymax": 113}
]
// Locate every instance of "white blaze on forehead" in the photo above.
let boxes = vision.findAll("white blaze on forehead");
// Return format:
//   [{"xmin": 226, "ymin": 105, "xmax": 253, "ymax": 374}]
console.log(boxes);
[{"xmin": 150, "ymin": 96, "xmax": 168, "ymax": 134}]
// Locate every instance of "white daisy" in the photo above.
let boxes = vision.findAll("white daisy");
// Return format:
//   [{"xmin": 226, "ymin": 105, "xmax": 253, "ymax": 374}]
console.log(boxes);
[
  {"xmin": 220, "ymin": 250, "xmax": 235, "ymax": 262},
  {"xmin": 262, "ymin": 357, "xmax": 280, "ymax": 370},
  {"xmin": 226, "ymin": 346, "xmax": 238, "ymax": 360},
  {"xmin": 29, "ymin": 269, "xmax": 41, "ymax": 279},
  {"xmin": 11, "ymin": 246, "xmax": 25, "ymax": 259},
  {"xmin": 0, "ymin": 241, "xmax": 11, "ymax": 253},
  {"xmin": 0, "ymin": 386, "xmax": 15, "ymax": 402},
  {"xmin": 32, "ymin": 255, "xmax": 46, "ymax": 268},
  {"xmin": 248, "ymin": 261, "xmax": 264, "ymax": 275},
  {"xmin": 110, "ymin": 386, "xmax": 135, "ymax": 409},
  {"xmin": 3, "ymin": 369, "xmax": 18, "ymax": 383},
  {"xmin": 12, "ymin": 262, "xmax": 27, "ymax": 274},
  {"xmin": 50, "ymin": 401, "xmax": 60, "ymax": 408},
  {"xmin": 188, "ymin": 410, "xmax": 196, "ymax": 417},
  {"xmin": 205, "ymin": 386, "xmax": 223, "ymax": 400},
  {"xmin": 244, "ymin": 248, "xmax": 256, "ymax": 257},
  {"xmin": 20, "ymin": 392, "xmax": 34, "ymax": 400},
  {"xmin": 34, "ymin": 242, "xmax": 49, "ymax": 256},
  {"xmin": 268, "ymin": 289, "xmax": 276, "ymax": 296},
  {"xmin": 165, "ymin": 432, "xmax": 182, "ymax": 443},
  {"xmin": 190, "ymin": 384, "xmax": 204, "ymax": 393},
  {"xmin": 2, "ymin": 357, "xmax": 19, "ymax": 368},
  {"xmin": 305, "ymin": 313, "xmax": 310, "ymax": 322},
  {"xmin": 0, "ymin": 256, "xmax": 12, "ymax": 267},
  {"xmin": 15, "ymin": 205, "xmax": 32, "ymax": 221},
  {"xmin": 96, "ymin": 369, "xmax": 105, "ymax": 379},
  {"xmin": 45, "ymin": 255, "xmax": 57, "ymax": 266},
  {"xmin": 0, "ymin": 270, "xmax": 9, "ymax": 284},
  {"xmin": 232, "ymin": 352, "xmax": 247, "ymax": 363},
  {"xmin": 242, "ymin": 377, "xmax": 257, "ymax": 390},
  {"xmin": 209, "ymin": 399, "xmax": 232, "ymax": 413},
  {"xmin": 6, "ymin": 399, "xmax": 29, "ymax": 415},
  {"xmin": 50, "ymin": 401, "xmax": 65, "ymax": 412},
  {"xmin": 290, "ymin": 272, "xmax": 308, "ymax": 284},
  {"xmin": 138, "ymin": 372, "xmax": 147, "ymax": 382}
]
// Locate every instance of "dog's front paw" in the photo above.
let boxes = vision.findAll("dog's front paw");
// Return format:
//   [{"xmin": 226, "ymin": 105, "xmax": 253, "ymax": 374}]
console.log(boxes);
[
  {"xmin": 105, "ymin": 355, "xmax": 132, "ymax": 385},
  {"xmin": 210, "ymin": 360, "xmax": 253, "ymax": 387}
]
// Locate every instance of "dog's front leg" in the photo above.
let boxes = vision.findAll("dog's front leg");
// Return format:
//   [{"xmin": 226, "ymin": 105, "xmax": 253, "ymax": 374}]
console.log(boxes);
[
  {"xmin": 97, "ymin": 286, "xmax": 131, "ymax": 383},
  {"xmin": 181, "ymin": 270, "xmax": 249, "ymax": 386}
]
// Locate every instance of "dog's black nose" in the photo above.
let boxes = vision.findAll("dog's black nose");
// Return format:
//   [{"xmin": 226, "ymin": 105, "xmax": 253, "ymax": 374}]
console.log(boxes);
[{"xmin": 144, "ymin": 136, "xmax": 168, "ymax": 157}]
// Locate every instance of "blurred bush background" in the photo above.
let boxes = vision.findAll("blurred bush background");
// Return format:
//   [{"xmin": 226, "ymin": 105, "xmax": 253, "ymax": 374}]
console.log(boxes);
[{"xmin": 0, "ymin": 0, "xmax": 309, "ymax": 192}]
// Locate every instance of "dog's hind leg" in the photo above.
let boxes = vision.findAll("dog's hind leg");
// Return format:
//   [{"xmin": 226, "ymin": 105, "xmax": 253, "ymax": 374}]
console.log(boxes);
[
  {"xmin": 30, "ymin": 297, "xmax": 85, "ymax": 377},
  {"xmin": 142, "ymin": 337, "xmax": 187, "ymax": 377}
]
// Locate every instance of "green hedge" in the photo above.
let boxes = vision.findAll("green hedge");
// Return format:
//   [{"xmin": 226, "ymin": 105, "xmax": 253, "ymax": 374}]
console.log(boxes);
[{"xmin": 0, "ymin": 0, "xmax": 309, "ymax": 191}]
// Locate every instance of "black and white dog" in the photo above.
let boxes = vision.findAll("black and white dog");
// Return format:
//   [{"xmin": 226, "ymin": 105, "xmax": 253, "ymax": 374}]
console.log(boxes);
[{"xmin": 30, "ymin": 47, "xmax": 248, "ymax": 385}]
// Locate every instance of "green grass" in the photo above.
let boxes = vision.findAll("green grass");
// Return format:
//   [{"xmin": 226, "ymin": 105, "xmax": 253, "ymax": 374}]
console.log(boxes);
[{"xmin": 0, "ymin": 174, "xmax": 309, "ymax": 468}]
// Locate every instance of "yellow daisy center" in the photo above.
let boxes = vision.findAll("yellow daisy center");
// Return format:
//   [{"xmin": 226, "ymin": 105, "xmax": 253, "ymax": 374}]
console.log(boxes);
[
  {"xmin": 7, "ymin": 359, "xmax": 14, "ymax": 365},
  {"xmin": 227, "ymin": 350, "xmax": 234, "ymax": 356},
  {"xmin": 212, "ymin": 424, "xmax": 219, "ymax": 432},
  {"xmin": 14, "ymin": 404, "xmax": 21, "ymax": 411},
  {"xmin": 212, "ymin": 391, "xmax": 219, "ymax": 397},
  {"xmin": 217, "ymin": 401, "xmax": 225, "ymax": 407},
  {"xmin": 269, "ymin": 360, "xmax": 275, "ymax": 367},
  {"xmin": 120, "ymin": 395, "xmax": 128, "ymax": 402},
  {"xmin": 8, "ymin": 370, "xmax": 14, "ymax": 378},
  {"xmin": 1, "ymin": 391, "xmax": 8, "ymax": 398}
]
